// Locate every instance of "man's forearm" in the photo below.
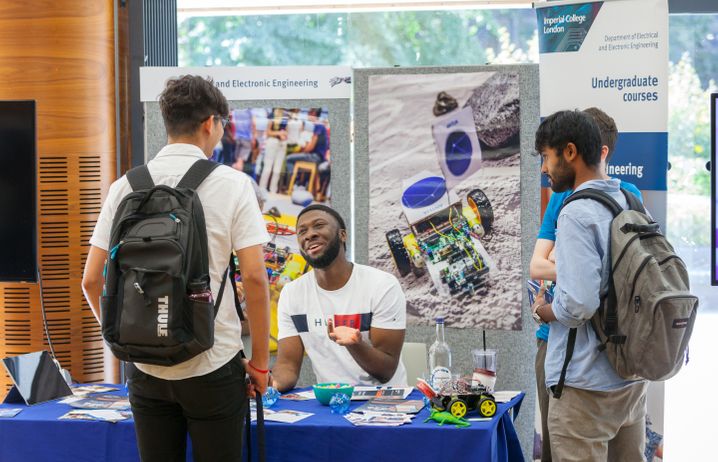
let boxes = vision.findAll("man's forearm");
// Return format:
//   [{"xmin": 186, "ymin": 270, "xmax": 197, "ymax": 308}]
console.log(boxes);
[
  {"xmin": 82, "ymin": 281, "xmax": 103, "ymax": 323},
  {"xmin": 243, "ymin": 274, "xmax": 270, "ymax": 369},
  {"xmin": 271, "ymin": 336, "xmax": 304, "ymax": 393},
  {"xmin": 345, "ymin": 340, "xmax": 399, "ymax": 384},
  {"xmin": 270, "ymin": 364, "xmax": 299, "ymax": 393},
  {"xmin": 529, "ymin": 257, "xmax": 556, "ymax": 281}
]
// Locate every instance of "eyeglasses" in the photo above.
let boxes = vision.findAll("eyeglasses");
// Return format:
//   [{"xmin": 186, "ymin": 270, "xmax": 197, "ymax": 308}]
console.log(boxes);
[{"xmin": 214, "ymin": 115, "xmax": 230, "ymax": 128}]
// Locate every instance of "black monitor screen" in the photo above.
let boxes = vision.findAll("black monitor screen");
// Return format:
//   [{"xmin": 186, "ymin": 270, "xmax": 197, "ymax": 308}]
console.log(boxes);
[{"xmin": 0, "ymin": 100, "xmax": 37, "ymax": 282}]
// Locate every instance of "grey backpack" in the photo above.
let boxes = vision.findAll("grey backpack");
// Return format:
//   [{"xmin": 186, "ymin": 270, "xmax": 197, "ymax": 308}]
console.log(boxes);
[{"xmin": 553, "ymin": 188, "xmax": 698, "ymax": 398}]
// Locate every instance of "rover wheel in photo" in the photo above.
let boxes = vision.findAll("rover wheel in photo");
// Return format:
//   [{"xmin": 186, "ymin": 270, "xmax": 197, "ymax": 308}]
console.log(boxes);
[
  {"xmin": 386, "ymin": 229, "xmax": 412, "ymax": 277},
  {"xmin": 467, "ymin": 188, "xmax": 494, "ymax": 236}
]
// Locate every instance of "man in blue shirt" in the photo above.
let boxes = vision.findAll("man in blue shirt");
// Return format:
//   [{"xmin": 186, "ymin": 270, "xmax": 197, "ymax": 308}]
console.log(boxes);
[
  {"xmin": 532, "ymin": 110, "xmax": 647, "ymax": 461},
  {"xmin": 284, "ymin": 108, "xmax": 329, "ymax": 185},
  {"xmin": 529, "ymin": 108, "xmax": 642, "ymax": 462}
]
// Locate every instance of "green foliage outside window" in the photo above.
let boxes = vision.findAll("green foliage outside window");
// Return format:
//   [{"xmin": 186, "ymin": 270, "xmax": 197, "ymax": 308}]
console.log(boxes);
[
  {"xmin": 178, "ymin": 10, "xmax": 538, "ymax": 67},
  {"xmin": 178, "ymin": 11, "xmax": 717, "ymax": 201}
]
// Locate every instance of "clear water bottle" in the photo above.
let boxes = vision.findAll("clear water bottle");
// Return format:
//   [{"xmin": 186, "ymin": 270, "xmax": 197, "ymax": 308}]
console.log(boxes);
[{"xmin": 428, "ymin": 317, "xmax": 452, "ymax": 391}]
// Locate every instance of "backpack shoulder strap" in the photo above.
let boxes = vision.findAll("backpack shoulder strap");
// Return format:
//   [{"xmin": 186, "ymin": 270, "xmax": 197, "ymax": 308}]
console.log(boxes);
[
  {"xmin": 126, "ymin": 165, "xmax": 155, "ymax": 191},
  {"xmin": 561, "ymin": 188, "xmax": 623, "ymax": 217},
  {"xmin": 228, "ymin": 255, "xmax": 245, "ymax": 321},
  {"xmin": 552, "ymin": 327, "xmax": 577, "ymax": 399},
  {"xmin": 177, "ymin": 159, "xmax": 221, "ymax": 190},
  {"xmin": 621, "ymin": 188, "xmax": 646, "ymax": 214}
]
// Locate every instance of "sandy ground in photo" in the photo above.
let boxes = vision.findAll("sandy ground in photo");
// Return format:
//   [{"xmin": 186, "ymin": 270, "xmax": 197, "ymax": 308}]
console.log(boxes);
[{"xmin": 367, "ymin": 72, "xmax": 522, "ymax": 330}]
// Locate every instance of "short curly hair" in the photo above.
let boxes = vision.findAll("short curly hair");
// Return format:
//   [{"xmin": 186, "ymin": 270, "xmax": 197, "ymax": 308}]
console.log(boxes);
[
  {"xmin": 534, "ymin": 110, "xmax": 602, "ymax": 167},
  {"xmin": 159, "ymin": 75, "xmax": 229, "ymax": 137},
  {"xmin": 583, "ymin": 107, "xmax": 618, "ymax": 162}
]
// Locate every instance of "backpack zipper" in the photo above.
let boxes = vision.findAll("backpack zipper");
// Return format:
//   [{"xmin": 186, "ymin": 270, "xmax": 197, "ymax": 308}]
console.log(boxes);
[
  {"xmin": 109, "ymin": 241, "xmax": 124, "ymax": 260},
  {"xmin": 631, "ymin": 269, "xmax": 696, "ymax": 314},
  {"xmin": 119, "ymin": 238, "xmax": 186, "ymax": 270},
  {"xmin": 657, "ymin": 255, "xmax": 681, "ymax": 267},
  {"xmin": 118, "ymin": 211, "xmax": 181, "ymax": 231},
  {"xmin": 628, "ymin": 254, "xmax": 653, "ymax": 305},
  {"xmin": 613, "ymin": 231, "xmax": 664, "ymax": 273},
  {"xmin": 619, "ymin": 246, "xmax": 680, "ymax": 305},
  {"xmin": 613, "ymin": 234, "xmax": 641, "ymax": 273}
]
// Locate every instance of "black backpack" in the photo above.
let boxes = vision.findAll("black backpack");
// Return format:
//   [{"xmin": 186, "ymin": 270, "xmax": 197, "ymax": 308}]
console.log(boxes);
[
  {"xmin": 101, "ymin": 159, "xmax": 239, "ymax": 366},
  {"xmin": 553, "ymin": 188, "xmax": 697, "ymax": 398}
]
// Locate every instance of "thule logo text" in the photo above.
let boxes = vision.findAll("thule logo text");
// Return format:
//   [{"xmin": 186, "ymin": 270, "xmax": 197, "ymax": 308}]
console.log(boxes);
[{"xmin": 157, "ymin": 295, "xmax": 169, "ymax": 337}]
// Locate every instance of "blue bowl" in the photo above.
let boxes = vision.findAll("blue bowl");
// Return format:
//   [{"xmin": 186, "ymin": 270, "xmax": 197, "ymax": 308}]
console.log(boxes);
[{"xmin": 312, "ymin": 383, "xmax": 354, "ymax": 405}]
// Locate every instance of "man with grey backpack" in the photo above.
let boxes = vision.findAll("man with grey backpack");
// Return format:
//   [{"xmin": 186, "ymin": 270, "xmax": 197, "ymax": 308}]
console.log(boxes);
[
  {"xmin": 82, "ymin": 75, "xmax": 271, "ymax": 461},
  {"xmin": 531, "ymin": 110, "xmax": 697, "ymax": 461}
]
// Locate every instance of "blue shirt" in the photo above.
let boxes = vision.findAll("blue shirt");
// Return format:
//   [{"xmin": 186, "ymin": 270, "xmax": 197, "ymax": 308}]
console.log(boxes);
[
  {"xmin": 535, "ymin": 180, "xmax": 641, "ymax": 341},
  {"xmin": 233, "ymin": 109, "xmax": 252, "ymax": 140},
  {"xmin": 311, "ymin": 123, "xmax": 329, "ymax": 161},
  {"xmin": 545, "ymin": 178, "xmax": 642, "ymax": 391}
]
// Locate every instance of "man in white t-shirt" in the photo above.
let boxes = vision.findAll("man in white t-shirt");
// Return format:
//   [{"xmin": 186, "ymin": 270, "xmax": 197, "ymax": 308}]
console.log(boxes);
[
  {"xmin": 271, "ymin": 205, "xmax": 407, "ymax": 391},
  {"xmin": 81, "ymin": 75, "xmax": 271, "ymax": 461}
]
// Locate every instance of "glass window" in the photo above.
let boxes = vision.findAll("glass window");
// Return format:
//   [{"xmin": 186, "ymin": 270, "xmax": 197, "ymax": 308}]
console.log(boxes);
[
  {"xmin": 178, "ymin": 9, "xmax": 538, "ymax": 67},
  {"xmin": 663, "ymin": 13, "xmax": 718, "ymax": 461}
]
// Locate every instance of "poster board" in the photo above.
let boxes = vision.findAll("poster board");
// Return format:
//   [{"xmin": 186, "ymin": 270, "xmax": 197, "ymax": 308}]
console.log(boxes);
[{"xmin": 140, "ymin": 66, "xmax": 351, "ymax": 353}]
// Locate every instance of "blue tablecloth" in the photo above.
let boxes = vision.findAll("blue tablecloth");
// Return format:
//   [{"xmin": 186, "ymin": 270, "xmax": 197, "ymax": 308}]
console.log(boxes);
[{"xmin": 0, "ymin": 387, "xmax": 524, "ymax": 462}]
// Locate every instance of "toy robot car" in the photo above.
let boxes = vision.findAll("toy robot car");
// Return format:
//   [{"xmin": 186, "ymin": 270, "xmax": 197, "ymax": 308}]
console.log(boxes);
[
  {"xmin": 417, "ymin": 377, "xmax": 497, "ymax": 419},
  {"xmin": 385, "ymin": 171, "xmax": 494, "ymax": 297}
]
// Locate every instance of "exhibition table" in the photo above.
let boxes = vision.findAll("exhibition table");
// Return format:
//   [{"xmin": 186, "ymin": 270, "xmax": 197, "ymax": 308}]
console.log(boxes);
[{"xmin": 0, "ymin": 387, "xmax": 524, "ymax": 462}]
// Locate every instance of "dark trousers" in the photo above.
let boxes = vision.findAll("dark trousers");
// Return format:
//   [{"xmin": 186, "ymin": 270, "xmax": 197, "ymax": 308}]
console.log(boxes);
[{"xmin": 127, "ymin": 353, "xmax": 248, "ymax": 462}]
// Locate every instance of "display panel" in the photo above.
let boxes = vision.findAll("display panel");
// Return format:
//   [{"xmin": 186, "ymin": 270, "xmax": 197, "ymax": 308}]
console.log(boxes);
[
  {"xmin": 215, "ymin": 106, "xmax": 331, "ymax": 350},
  {"xmin": 367, "ymin": 71, "xmax": 522, "ymax": 330},
  {"xmin": 0, "ymin": 100, "xmax": 37, "ymax": 282},
  {"xmin": 712, "ymin": 93, "xmax": 718, "ymax": 286}
]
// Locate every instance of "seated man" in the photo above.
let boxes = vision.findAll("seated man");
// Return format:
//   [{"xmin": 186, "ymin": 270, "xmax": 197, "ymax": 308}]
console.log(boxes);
[
  {"xmin": 271, "ymin": 204, "xmax": 407, "ymax": 391},
  {"xmin": 284, "ymin": 108, "xmax": 328, "ymax": 181}
]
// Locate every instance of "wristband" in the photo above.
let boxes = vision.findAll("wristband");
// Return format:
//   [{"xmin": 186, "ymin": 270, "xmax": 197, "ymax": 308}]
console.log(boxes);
[{"xmin": 248, "ymin": 361, "xmax": 269, "ymax": 374}]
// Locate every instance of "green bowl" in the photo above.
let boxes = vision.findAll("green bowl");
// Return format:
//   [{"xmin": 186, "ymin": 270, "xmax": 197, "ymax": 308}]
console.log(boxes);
[{"xmin": 312, "ymin": 383, "xmax": 354, "ymax": 405}]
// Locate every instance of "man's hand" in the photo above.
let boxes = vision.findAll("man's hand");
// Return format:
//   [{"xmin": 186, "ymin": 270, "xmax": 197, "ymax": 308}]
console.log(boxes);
[
  {"xmin": 327, "ymin": 318, "xmax": 362, "ymax": 346},
  {"xmin": 243, "ymin": 358, "xmax": 268, "ymax": 398},
  {"xmin": 531, "ymin": 283, "xmax": 548, "ymax": 311}
]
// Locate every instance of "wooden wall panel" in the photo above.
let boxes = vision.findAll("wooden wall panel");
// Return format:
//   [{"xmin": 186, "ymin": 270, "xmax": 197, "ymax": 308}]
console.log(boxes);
[{"xmin": 0, "ymin": 1, "xmax": 118, "ymax": 393}]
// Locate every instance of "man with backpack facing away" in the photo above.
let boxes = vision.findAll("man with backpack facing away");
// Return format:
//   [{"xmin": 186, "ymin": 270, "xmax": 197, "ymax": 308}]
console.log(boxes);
[
  {"xmin": 82, "ymin": 75, "xmax": 271, "ymax": 462},
  {"xmin": 531, "ymin": 110, "xmax": 648, "ymax": 461},
  {"xmin": 529, "ymin": 107, "xmax": 642, "ymax": 461}
]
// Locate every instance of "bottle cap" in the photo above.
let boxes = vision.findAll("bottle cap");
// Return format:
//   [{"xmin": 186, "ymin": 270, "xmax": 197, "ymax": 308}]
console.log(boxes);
[{"xmin": 435, "ymin": 316, "xmax": 445, "ymax": 324}]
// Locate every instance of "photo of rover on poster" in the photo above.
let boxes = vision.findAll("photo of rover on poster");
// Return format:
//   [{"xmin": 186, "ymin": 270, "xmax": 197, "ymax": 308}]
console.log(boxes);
[{"xmin": 367, "ymin": 71, "xmax": 521, "ymax": 330}]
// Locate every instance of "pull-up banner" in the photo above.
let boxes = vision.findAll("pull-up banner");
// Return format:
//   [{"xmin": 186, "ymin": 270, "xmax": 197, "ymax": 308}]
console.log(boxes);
[{"xmin": 536, "ymin": 0, "xmax": 668, "ymax": 192}]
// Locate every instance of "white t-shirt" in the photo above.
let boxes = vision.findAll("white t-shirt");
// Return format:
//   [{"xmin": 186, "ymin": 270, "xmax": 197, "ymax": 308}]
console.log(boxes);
[
  {"xmin": 277, "ymin": 263, "xmax": 408, "ymax": 386},
  {"xmin": 90, "ymin": 143, "xmax": 269, "ymax": 380},
  {"xmin": 286, "ymin": 118, "xmax": 303, "ymax": 145}
]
